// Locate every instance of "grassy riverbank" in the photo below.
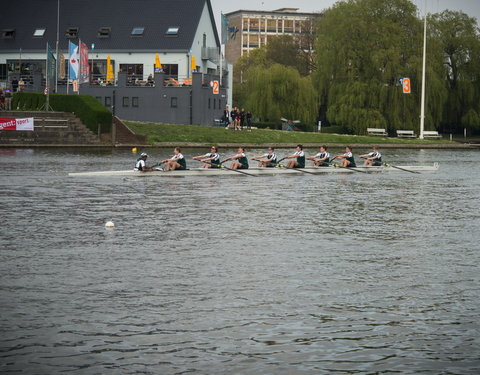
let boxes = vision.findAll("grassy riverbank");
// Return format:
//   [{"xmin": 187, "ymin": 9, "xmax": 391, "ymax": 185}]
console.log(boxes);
[{"xmin": 125, "ymin": 122, "xmax": 455, "ymax": 146}]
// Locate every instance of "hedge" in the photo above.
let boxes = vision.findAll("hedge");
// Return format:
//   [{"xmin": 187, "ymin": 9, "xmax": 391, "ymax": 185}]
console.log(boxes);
[{"xmin": 12, "ymin": 92, "xmax": 112, "ymax": 134}]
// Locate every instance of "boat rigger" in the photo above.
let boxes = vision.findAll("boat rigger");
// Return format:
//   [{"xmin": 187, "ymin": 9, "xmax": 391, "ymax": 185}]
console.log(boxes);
[{"xmin": 68, "ymin": 163, "xmax": 439, "ymax": 177}]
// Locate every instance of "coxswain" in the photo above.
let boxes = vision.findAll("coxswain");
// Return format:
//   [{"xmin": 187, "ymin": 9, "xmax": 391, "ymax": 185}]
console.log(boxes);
[
  {"xmin": 224, "ymin": 147, "xmax": 249, "ymax": 169},
  {"xmin": 285, "ymin": 144, "xmax": 305, "ymax": 168},
  {"xmin": 134, "ymin": 152, "xmax": 154, "ymax": 172},
  {"xmin": 359, "ymin": 146, "xmax": 382, "ymax": 166},
  {"xmin": 307, "ymin": 145, "xmax": 330, "ymax": 167},
  {"xmin": 332, "ymin": 146, "xmax": 356, "ymax": 167},
  {"xmin": 162, "ymin": 147, "xmax": 187, "ymax": 171},
  {"xmin": 192, "ymin": 146, "xmax": 221, "ymax": 168},
  {"xmin": 251, "ymin": 147, "xmax": 278, "ymax": 167}
]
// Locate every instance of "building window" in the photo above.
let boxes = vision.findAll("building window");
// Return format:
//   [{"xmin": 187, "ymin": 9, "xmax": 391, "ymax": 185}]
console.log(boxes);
[
  {"xmin": 171, "ymin": 97, "xmax": 178, "ymax": 108},
  {"xmin": 208, "ymin": 98, "xmax": 211, "ymax": 109},
  {"xmin": 0, "ymin": 64, "xmax": 7, "ymax": 80},
  {"xmin": 97, "ymin": 27, "xmax": 111, "ymax": 38},
  {"xmin": 33, "ymin": 28, "xmax": 46, "ymax": 37},
  {"xmin": 249, "ymin": 19, "xmax": 259, "ymax": 31},
  {"xmin": 284, "ymin": 20, "xmax": 293, "ymax": 33},
  {"xmin": 1, "ymin": 29, "xmax": 15, "ymax": 39},
  {"xmin": 65, "ymin": 27, "xmax": 78, "ymax": 38},
  {"xmin": 95, "ymin": 96, "xmax": 102, "ymax": 102},
  {"xmin": 122, "ymin": 97, "xmax": 129, "ymax": 107},
  {"xmin": 242, "ymin": 19, "xmax": 249, "ymax": 30},
  {"xmin": 213, "ymin": 99, "xmax": 216, "ymax": 110},
  {"xmin": 105, "ymin": 97, "xmax": 111, "ymax": 107},
  {"xmin": 166, "ymin": 27, "xmax": 179, "ymax": 35},
  {"xmin": 203, "ymin": 33, "xmax": 207, "ymax": 47},
  {"xmin": 91, "ymin": 59, "xmax": 114, "ymax": 83},
  {"xmin": 132, "ymin": 97, "xmax": 139, "ymax": 107},
  {"xmin": 267, "ymin": 19, "xmax": 276, "ymax": 32},
  {"xmin": 162, "ymin": 64, "xmax": 178, "ymax": 78},
  {"xmin": 249, "ymin": 34, "xmax": 259, "ymax": 48},
  {"xmin": 119, "ymin": 64, "xmax": 143, "ymax": 83},
  {"xmin": 131, "ymin": 27, "xmax": 144, "ymax": 36}
]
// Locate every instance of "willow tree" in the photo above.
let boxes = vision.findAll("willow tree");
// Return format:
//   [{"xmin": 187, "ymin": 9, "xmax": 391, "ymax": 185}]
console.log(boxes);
[
  {"xmin": 430, "ymin": 10, "xmax": 480, "ymax": 133},
  {"xmin": 314, "ymin": 0, "xmax": 447, "ymax": 134},
  {"xmin": 243, "ymin": 64, "xmax": 318, "ymax": 124}
]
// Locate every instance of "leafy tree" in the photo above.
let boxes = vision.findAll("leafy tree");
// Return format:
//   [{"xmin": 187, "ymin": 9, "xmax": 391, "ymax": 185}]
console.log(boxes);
[
  {"xmin": 243, "ymin": 64, "xmax": 318, "ymax": 124},
  {"xmin": 430, "ymin": 10, "xmax": 480, "ymax": 133},
  {"xmin": 314, "ymin": 0, "xmax": 447, "ymax": 134}
]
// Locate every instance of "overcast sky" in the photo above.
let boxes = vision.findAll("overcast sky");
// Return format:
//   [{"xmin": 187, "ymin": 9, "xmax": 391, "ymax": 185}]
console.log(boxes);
[{"xmin": 211, "ymin": 0, "xmax": 480, "ymax": 25}]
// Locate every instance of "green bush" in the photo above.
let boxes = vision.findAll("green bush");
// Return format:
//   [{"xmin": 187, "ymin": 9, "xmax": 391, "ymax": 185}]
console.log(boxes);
[{"xmin": 12, "ymin": 92, "xmax": 112, "ymax": 134}]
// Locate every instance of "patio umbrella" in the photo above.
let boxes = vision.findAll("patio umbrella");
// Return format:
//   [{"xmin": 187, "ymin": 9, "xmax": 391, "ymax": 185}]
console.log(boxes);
[
  {"xmin": 106, "ymin": 55, "xmax": 114, "ymax": 83},
  {"xmin": 155, "ymin": 53, "xmax": 162, "ymax": 72},
  {"xmin": 191, "ymin": 55, "xmax": 197, "ymax": 72}
]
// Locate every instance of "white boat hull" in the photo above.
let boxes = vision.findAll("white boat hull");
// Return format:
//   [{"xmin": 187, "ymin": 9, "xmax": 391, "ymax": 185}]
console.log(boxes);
[{"xmin": 68, "ymin": 163, "xmax": 439, "ymax": 177}]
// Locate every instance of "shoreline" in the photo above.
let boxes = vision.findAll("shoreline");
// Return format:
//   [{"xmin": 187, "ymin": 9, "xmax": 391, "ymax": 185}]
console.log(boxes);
[{"xmin": 1, "ymin": 142, "xmax": 479, "ymax": 149}]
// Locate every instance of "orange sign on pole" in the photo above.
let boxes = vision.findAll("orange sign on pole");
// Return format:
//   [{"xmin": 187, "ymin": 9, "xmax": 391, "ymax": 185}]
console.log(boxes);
[
  {"xmin": 212, "ymin": 80, "xmax": 219, "ymax": 95},
  {"xmin": 402, "ymin": 77, "xmax": 411, "ymax": 94}
]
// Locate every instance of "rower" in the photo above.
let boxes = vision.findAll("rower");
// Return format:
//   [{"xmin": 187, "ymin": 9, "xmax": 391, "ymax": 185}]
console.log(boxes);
[
  {"xmin": 307, "ymin": 145, "xmax": 330, "ymax": 167},
  {"xmin": 192, "ymin": 146, "xmax": 221, "ymax": 168},
  {"xmin": 223, "ymin": 147, "xmax": 249, "ymax": 170},
  {"xmin": 332, "ymin": 146, "xmax": 356, "ymax": 167},
  {"xmin": 285, "ymin": 144, "xmax": 305, "ymax": 168},
  {"xmin": 162, "ymin": 147, "xmax": 187, "ymax": 171},
  {"xmin": 359, "ymin": 146, "xmax": 382, "ymax": 166},
  {"xmin": 134, "ymin": 152, "xmax": 154, "ymax": 172},
  {"xmin": 251, "ymin": 147, "xmax": 278, "ymax": 167}
]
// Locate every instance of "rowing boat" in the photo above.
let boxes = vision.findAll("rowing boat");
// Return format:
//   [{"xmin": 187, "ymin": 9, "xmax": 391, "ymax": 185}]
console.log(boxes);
[{"xmin": 68, "ymin": 163, "xmax": 439, "ymax": 177}]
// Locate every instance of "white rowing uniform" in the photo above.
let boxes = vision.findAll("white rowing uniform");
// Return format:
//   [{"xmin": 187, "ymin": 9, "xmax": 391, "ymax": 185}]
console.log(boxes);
[
  {"xmin": 263, "ymin": 153, "xmax": 278, "ymax": 162},
  {"xmin": 134, "ymin": 159, "xmax": 146, "ymax": 171},
  {"xmin": 315, "ymin": 152, "xmax": 330, "ymax": 160},
  {"xmin": 204, "ymin": 152, "xmax": 220, "ymax": 162}
]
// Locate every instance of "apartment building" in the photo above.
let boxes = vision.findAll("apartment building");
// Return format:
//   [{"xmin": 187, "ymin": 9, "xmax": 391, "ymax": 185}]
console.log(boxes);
[{"xmin": 224, "ymin": 8, "xmax": 320, "ymax": 64}]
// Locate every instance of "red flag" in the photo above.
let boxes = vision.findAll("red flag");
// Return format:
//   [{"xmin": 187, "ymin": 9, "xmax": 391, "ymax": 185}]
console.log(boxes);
[{"xmin": 79, "ymin": 42, "xmax": 90, "ymax": 84}]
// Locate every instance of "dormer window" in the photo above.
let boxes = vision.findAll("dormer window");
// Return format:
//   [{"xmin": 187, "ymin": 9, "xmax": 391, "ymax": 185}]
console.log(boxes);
[
  {"xmin": 66, "ymin": 27, "xmax": 78, "ymax": 38},
  {"xmin": 166, "ymin": 27, "xmax": 179, "ymax": 35},
  {"xmin": 33, "ymin": 28, "xmax": 46, "ymax": 37},
  {"xmin": 1, "ymin": 29, "xmax": 15, "ymax": 39},
  {"xmin": 131, "ymin": 27, "xmax": 144, "ymax": 36},
  {"xmin": 97, "ymin": 27, "xmax": 111, "ymax": 38}
]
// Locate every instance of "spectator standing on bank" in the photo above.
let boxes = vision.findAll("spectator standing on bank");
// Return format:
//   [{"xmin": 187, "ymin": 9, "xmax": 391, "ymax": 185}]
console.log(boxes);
[
  {"xmin": 0, "ymin": 88, "xmax": 4, "ymax": 110},
  {"xmin": 4, "ymin": 87, "xmax": 13, "ymax": 110},
  {"xmin": 18, "ymin": 78, "xmax": 26, "ymax": 91},
  {"xmin": 11, "ymin": 78, "xmax": 18, "ymax": 92},
  {"xmin": 246, "ymin": 111, "xmax": 252, "ymax": 131}
]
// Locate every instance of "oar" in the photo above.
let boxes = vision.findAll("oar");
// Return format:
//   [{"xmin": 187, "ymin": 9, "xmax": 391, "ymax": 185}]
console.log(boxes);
[
  {"xmin": 329, "ymin": 161, "xmax": 367, "ymax": 173},
  {"xmin": 276, "ymin": 163, "xmax": 318, "ymax": 175},
  {"xmin": 197, "ymin": 160, "xmax": 257, "ymax": 177},
  {"xmin": 383, "ymin": 162, "xmax": 420, "ymax": 174}
]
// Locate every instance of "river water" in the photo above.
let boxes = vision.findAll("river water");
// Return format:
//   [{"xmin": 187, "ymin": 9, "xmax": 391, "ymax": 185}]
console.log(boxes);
[{"xmin": 0, "ymin": 147, "xmax": 479, "ymax": 374}]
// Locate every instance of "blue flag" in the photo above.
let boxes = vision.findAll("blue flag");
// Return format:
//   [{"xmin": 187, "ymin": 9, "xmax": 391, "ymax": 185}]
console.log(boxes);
[
  {"xmin": 221, "ymin": 13, "xmax": 229, "ymax": 45},
  {"xmin": 46, "ymin": 43, "xmax": 56, "ymax": 89},
  {"xmin": 69, "ymin": 41, "xmax": 79, "ymax": 80}
]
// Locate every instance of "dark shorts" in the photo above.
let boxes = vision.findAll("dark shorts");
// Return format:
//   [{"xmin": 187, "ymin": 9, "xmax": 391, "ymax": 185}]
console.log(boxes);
[
  {"xmin": 318, "ymin": 162, "xmax": 329, "ymax": 167},
  {"xmin": 265, "ymin": 163, "xmax": 276, "ymax": 168},
  {"xmin": 176, "ymin": 165, "xmax": 186, "ymax": 170},
  {"xmin": 238, "ymin": 164, "xmax": 249, "ymax": 169},
  {"xmin": 293, "ymin": 164, "xmax": 305, "ymax": 169},
  {"xmin": 372, "ymin": 161, "xmax": 382, "ymax": 166},
  {"xmin": 210, "ymin": 163, "xmax": 220, "ymax": 168}
]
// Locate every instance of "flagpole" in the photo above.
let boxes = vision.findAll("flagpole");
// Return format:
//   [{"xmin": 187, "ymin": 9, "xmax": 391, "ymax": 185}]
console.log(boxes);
[
  {"xmin": 78, "ymin": 38, "xmax": 81, "ymax": 94},
  {"xmin": 419, "ymin": 0, "xmax": 427, "ymax": 139},
  {"xmin": 67, "ymin": 42, "xmax": 70, "ymax": 95},
  {"xmin": 55, "ymin": 0, "xmax": 59, "ymax": 93},
  {"xmin": 45, "ymin": 43, "xmax": 50, "ymax": 111}
]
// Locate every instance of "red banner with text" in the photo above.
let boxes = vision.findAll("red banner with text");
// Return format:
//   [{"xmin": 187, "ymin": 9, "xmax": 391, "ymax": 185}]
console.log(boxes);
[{"xmin": 0, "ymin": 117, "xmax": 35, "ymax": 131}]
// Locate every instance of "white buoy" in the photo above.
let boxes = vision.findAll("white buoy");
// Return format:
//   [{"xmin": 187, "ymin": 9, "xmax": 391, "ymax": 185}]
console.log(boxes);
[{"xmin": 105, "ymin": 221, "xmax": 115, "ymax": 228}]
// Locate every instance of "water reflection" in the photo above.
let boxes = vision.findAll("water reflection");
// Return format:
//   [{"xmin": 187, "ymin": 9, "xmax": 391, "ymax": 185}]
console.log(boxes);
[{"xmin": 0, "ymin": 148, "xmax": 479, "ymax": 374}]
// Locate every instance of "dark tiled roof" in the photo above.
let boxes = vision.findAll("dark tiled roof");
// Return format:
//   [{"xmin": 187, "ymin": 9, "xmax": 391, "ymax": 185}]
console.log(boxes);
[{"xmin": 0, "ymin": 0, "xmax": 219, "ymax": 52}]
